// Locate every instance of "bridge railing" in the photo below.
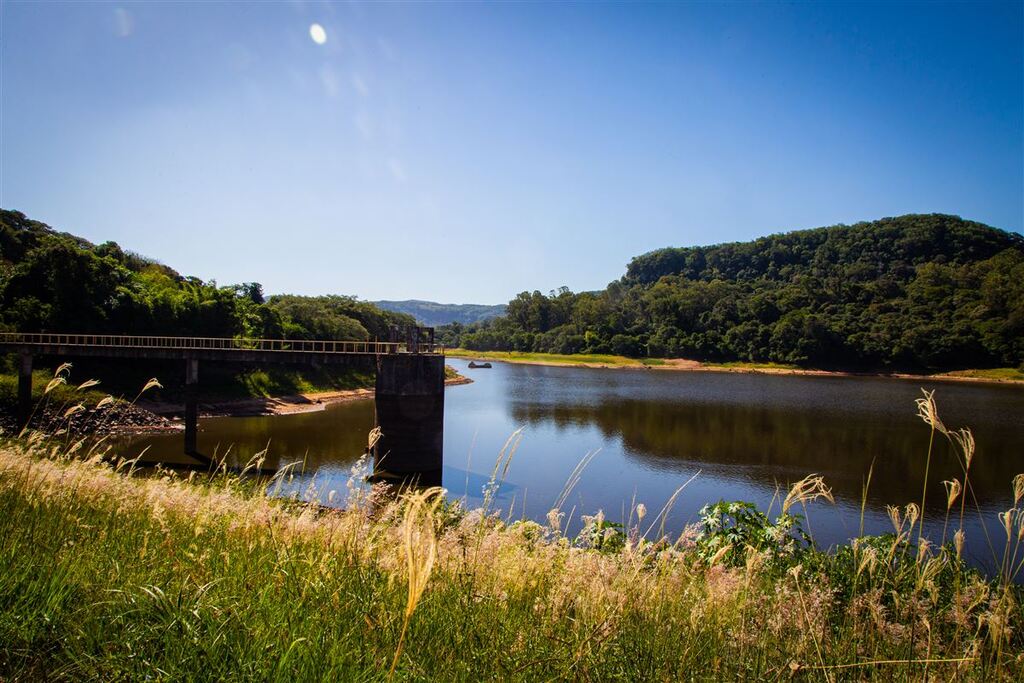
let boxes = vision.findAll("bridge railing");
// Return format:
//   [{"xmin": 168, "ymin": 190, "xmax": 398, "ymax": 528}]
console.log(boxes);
[{"xmin": 0, "ymin": 332, "xmax": 443, "ymax": 355}]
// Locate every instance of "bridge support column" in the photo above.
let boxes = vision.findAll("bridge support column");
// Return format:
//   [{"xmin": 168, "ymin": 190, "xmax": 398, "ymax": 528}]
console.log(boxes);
[
  {"xmin": 17, "ymin": 353, "xmax": 32, "ymax": 431},
  {"xmin": 184, "ymin": 358, "xmax": 199, "ymax": 456},
  {"xmin": 374, "ymin": 354, "xmax": 444, "ymax": 485}
]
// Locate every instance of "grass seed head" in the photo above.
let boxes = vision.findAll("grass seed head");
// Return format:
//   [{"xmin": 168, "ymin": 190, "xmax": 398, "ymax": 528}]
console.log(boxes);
[
  {"xmin": 916, "ymin": 538, "xmax": 932, "ymax": 564},
  {"xmin": 400, "ymin": 487, "xmax": 443, "ymax": 619},
  {"xmin": 997, "ymin": 509, "xmax": 1015, "ymax": 543},
  {"xmin": 857, "ymin": 545, "xmax": 879, "ymax": 578},
  {"xmin": 389, "ymin": 486, "xmax": 443, "ymax": 677},
  {"xmin": 951, "ymin": 428, "xmax": 976, "ymax": 470},
  {"xmin": 904, "ymin": 503, "xmax": 920, "ymax": 531},
  {"xmin": 140, "ymin": 378, "xmax": 163, "ymax": 394},
  {"xmin": 915, "ymin": 388, "xmax": 947, "ymax": 435},
  {"xmin": 782, "ymin": 473, "xmax": 834, "ymax": 514},
  {"xmin": 367, "ymin": 426, "xmax": 382, "ymax": 452},
  {"xmin": 44, "ymin": 376, "xmax": 67, "ymax": 394},
  {"xmin": 887, "ymin": 505, "xmax": 904, "ymax": 535},
  {"xmin": 708, "ymin": 543, "xmax": 732, "ymax": 567},
  {"xmin": 546, "ymin": 508, "xmax": 562, "ymax": 534},
  {"xmin": 943, "ymin": 479, "xmax": 962, "ymax": 510}
]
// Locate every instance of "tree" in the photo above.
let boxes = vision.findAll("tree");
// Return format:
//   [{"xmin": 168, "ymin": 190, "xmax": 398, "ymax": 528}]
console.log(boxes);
[{"xmin": 446, "ymin": 214, "xmax": 1023, "ymax": 371}]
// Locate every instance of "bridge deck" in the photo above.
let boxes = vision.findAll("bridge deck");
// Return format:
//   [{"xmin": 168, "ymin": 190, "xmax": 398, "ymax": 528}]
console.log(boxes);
[{"xmin": 0, "ymin": 332, "xmax": 441, "ymax": 363}]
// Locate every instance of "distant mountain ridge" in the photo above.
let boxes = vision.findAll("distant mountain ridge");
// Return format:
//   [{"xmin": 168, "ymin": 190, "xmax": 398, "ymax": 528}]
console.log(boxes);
[{"xmin": 373, "ymin": 300, "xmax": 506, "ymax": 327}]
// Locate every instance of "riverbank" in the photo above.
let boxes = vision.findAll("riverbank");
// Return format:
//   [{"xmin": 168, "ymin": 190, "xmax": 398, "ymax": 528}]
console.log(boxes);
[
  {"xmin": 447, "ymin": 349, "xmax": 1024, "ymax": 385},
  {"xmin": 0, "ymin": 368, "xmax": 179, "ymax": 436},
  {"xmin": 1, "ymin": 440, "xmax": 1020, "ymax": 680},
  {"xmin": 0, "ymin": 366, "xmax": 471, "ymax": 437},
  {"xmin": 140, "ymin": 372, "xmax": 473, "ymax": 419}
]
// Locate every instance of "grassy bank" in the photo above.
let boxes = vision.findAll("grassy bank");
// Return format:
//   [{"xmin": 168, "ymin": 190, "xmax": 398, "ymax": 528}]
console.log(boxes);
[
  {"xmin": 0, "ymin": 354, "xmax": 376, "ymax": 404},
  {"xmin": 0, "ymin": 361, "xmax": 469, "ymax": 426},
  {"xmin": 0, "ymin": 368, "xmax": 109, "ymax": 414},
  {"xmin": 1, "ymin": 358, "xmax": 472, "ymax": 409},
  {"xmin": 936, "ymin": 368, "xmax": 1024, "ymax": 382},
  {"xmin": 713, "ymin": 360, "xmax": 801, "ymax": 371},
  {"xmin": 447, "ymin": 349, "xmax": 1024, "ymax": 383},
  {"xmin": 446, "ymin": 348, "xmax": 668, "ymax": 368},
  {"xmin": 209, "ymin": 365, "xmax": 375, "ymax": 399},
  {"xmin": 0, "ymin": 367, "xmax": 166, "ymax": 435},
  {"xmin": 2, "ymin": 393, "xmax": 1023, "ymax": 679}
]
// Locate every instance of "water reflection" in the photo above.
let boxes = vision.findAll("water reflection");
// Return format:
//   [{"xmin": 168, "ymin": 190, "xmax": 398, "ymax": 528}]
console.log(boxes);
[
  {"xmin": 118, "ymin": 357, "xmax": 1024, "ymax": 573},
  {"xmin": 508, "ymin": 395, "xmax": 1021, "ymax": 514},
  {"xmin": 440, "ymin": 358, "xmax": 1024, "ymax": 572},
  {"xmin": 121, "ymin": 399, "xmax": 376, "ymax": 471}
]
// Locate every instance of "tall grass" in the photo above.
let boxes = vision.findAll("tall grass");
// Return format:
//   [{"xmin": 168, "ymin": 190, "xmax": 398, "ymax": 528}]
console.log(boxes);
[{"xmin": 0, "ymin": 388, "xmax": 1022, "ymax": 680}]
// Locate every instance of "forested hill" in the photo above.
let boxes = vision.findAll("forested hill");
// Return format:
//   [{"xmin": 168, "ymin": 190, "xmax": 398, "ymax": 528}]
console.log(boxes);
[
  {"xmin": 624, "ymin": 215, "xmax": 1020, "ymax": 286},
  {"xmin": 374, "ymin": 300, "xmax": 506, "ymax": 327},
  {"xmin": 0, "ymin": 209, "xmax": 415, "ymax": 341},
  {"xmin": 444, "ymin": 214, "xmax": 1024, "ymax": 372}
]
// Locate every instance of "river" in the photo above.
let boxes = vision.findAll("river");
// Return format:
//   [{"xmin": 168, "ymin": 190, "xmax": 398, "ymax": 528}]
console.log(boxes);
[{"xmin": 121, "ymin": 358, "xmax": 1024, "ymax": 572}]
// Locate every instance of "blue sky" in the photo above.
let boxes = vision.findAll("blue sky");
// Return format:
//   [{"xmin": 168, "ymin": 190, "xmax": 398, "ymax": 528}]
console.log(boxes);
[{"xmin": 2, "ymin": 1, "xmax": 1021, "ymax": 304}]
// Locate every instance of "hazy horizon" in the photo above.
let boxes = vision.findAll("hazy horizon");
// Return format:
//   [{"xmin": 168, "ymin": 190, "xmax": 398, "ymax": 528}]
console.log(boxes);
[{"xmin": 3, "ymin": 1, "xmax": 1021, "ymax": 303}]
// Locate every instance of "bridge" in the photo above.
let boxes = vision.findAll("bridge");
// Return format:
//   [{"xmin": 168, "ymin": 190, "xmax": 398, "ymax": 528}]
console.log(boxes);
[{"xmin": 0, "ymin": 330, "xmax": 445, "ymax": 480}]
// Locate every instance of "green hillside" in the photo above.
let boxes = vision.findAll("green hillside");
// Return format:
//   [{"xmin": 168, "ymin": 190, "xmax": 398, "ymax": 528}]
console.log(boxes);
[
  {"xmin": 0, "ymin": 209, "xmax": 416, "ymax": 397},
  {"xmin": 444, "ymin": 214, "xmax": 1024, "ymax": 371},
  {"xmin": 0, "ymin": 209, "xmax": 414, "ymax": 340}
]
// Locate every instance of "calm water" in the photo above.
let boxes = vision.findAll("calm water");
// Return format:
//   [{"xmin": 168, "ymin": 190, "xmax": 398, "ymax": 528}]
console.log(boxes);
[{"xmin": 122, "ymin": 359, "xmax": 1024, "ymax": 571}]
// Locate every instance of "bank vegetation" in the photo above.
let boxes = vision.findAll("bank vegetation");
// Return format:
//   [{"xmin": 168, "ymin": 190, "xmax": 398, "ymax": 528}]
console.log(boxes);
[
  {"xmin": 1, "ymin": 384, "xmax": 1022, "ymax": 680},
  {"xmin": 442, "ymin": 215, "xmax": 1024, "ymax": 374}
]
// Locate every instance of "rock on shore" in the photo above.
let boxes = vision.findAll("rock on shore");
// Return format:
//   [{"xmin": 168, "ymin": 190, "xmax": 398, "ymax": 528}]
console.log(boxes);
[{"xmin": 0, "ymin": 400, "xmax": 179, "ymax": 437}]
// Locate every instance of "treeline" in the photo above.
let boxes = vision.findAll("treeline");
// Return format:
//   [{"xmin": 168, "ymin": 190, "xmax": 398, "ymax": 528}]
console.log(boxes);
[
  {"xmin": 0, "ymin": 209, "xmax": 415, "ymax": 341},
  {"xmin": 441, "ymin": 214, "xmax": 1024, "ymax": 371}
]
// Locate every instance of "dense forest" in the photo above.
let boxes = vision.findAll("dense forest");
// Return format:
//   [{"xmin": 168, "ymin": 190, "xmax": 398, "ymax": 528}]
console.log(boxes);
[
  {"xmin": 442, "ymin": 215, "xmax": 1024, "ymax": 371},
  {"xmin": 0, "ymin": 209, "xmax": 415, "ymax": 342},
  {"xmin": 4, "ymin": 210, "xmax": 1022, "ymax": 373}
]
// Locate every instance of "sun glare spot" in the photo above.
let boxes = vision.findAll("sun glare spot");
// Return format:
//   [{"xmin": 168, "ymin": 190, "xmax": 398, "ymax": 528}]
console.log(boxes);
[{"xmin": 309, "ymin": 23, "xmax": 327, "ymax": 45}]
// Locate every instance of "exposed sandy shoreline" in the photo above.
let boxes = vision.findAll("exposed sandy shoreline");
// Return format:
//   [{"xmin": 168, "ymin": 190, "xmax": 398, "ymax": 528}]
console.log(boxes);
[
  {"xmin": 121, "ymin": 353, "xmax": 1022, "ymax": 428},
  {"xmin": 447, "ymin": 354, "xmax": 1024, "ymax": 386},
  {"xmin": 140, "ymin": 375, "xmax": 474, "ymax": 419}
]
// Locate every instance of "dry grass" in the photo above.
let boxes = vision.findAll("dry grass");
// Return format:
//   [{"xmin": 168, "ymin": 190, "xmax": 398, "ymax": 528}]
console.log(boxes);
[{"xmin": 0, "ymin": 391, "xmax": 1023, "ymax": 680}]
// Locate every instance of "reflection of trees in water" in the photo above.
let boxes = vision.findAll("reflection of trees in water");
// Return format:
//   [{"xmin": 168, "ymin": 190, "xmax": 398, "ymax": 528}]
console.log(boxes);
[
  {"xmin": 510, "ymin": 399, "xmax": 1022, "ymax": 511},
  {"xmin": 116, "ymin": 400, "xmax": 378, "ymax": 471},
  {"xmin": 254, "ymin": 401, "xmax": 377, "ymax": 469}
]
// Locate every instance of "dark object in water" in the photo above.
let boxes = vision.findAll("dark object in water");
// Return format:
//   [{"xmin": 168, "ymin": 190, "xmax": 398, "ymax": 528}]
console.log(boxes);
[{"xmin": 467, "ymin": 361, "xmax": 492, "ymax": 369}]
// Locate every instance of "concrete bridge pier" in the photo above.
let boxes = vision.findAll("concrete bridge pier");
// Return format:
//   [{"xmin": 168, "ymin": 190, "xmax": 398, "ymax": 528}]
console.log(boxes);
[
  {"xmin": 184, "ymin": 358, "xmax": 199, "ymax": 456},
  {"xmin": 374, "ymin": 354, "xmax": 445, "ymax": 485},
  {"xmin": 17, "ymin": 352, "xmax": 32, "ymax": 430}
]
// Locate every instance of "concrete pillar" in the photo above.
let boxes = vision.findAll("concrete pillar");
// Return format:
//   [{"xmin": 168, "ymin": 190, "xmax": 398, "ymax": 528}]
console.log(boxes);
[
  {"xmin": 374, "ymin": 354, "xmax": 444, "ymax": 484},
  {"xmin": 17, "ymin": 353, "xmax": 32, "ymax": 430},
  {"xmin": 184, "ymin": 358, "xmax": 199, "ymax": 455},
  {"xmin": 407, "ymin": 328, "xmax": 419, "ymax": 354}
]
